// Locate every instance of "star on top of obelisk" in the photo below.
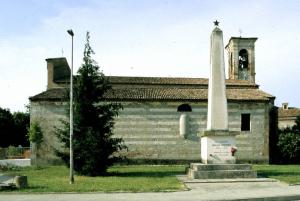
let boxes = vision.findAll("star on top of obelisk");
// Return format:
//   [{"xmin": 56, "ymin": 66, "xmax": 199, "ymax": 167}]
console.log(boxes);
[{"xmin": 213, "ymin": 20, "xmax": 219, "ymax": 26}]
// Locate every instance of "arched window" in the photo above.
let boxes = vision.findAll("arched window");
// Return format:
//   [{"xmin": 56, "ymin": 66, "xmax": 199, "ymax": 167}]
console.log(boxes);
[
  {"xmin": 177, "ymin": 104, "xmax": 192, "ymax": 112},
  {"xmin": 238, "ymin": 49, "xmax": 248, "ymax": 69}
]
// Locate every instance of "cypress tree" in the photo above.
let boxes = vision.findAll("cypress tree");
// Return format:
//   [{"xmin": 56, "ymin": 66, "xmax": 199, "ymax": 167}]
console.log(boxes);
[{"xmin": 56, "ymin": 32, "xmax": 126, "ymax": 176}]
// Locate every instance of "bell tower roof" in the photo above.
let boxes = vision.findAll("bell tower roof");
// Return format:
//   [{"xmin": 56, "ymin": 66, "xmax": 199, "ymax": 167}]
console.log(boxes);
[{"xmin": 225, "ymin": 37, "xmax": 258, "ymax": 49}]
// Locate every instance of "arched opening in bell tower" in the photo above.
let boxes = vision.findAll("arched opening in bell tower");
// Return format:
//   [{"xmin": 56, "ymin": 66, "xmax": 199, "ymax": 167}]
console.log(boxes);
[
  {"xmin": 239, "ymin": 49, "xmax": 248, "ymax": 69},
  {"xmin": 238, "ymin": 49, "xmax": 249, "ymax": 80}
]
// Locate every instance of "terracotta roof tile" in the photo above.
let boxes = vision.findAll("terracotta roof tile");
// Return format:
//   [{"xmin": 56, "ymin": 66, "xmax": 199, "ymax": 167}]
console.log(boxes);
[
  {"xmin": 278, "ymin": 108, "xmax": 300, "ymax": 118},
  {"xmin": 105, "ymin": 88, "xmax": 272, "ymax": 101},
  {"xmin": 55, "ymin": 76, "xmax": 258, "ymax": 87},
  {"xmin": 107, "ymin": 76, "xmax": 257, "ymax": 87},
  {"xmin": 30, "ymin": 88, "xmax": 68, "ymax": 101},
  {"xmin": 30, "ymin": 86, "xmax": 273, "ymax": 102},
  {"xmin": 30, "ymin": 76, "xmax": 274, "ymax": 102}
]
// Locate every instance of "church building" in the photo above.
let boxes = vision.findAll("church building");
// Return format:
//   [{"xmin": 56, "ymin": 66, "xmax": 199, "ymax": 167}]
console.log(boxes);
[{"xmin": 29, "ymin": 36, "xmax": 275, "ymax": 164}]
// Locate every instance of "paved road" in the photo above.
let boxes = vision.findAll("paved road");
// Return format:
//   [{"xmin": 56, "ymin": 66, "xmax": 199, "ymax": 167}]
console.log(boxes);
[{"xmin": 1, "ymin": 178, "xmax": 300, "ymax": 201}]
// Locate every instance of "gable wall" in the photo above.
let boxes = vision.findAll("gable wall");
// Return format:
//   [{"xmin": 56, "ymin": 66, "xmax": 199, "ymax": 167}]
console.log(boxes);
[{"xmin": 30, "ymin": 101, "xmax": 68, "ymax": 165}]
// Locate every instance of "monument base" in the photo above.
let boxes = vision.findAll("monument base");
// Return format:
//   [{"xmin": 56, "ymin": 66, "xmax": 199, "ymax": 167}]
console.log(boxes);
[
  {"xmin": 187, "ymin": 163, "xmax": 257, "ymax": 179},
  {"xmin": 186, "ymin": 130, "xmax": 257, "ymax": 179},
  {"xmin": 200, "ymin": 130, "xmax": 239, "ymax": 164}
]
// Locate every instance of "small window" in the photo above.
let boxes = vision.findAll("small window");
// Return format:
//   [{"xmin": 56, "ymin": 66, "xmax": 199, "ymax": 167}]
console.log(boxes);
[
  {"xmin": 241, "ymin": 113, "xmax": 251, "ymax": 131},
  {"xmin": 177, "ymin": 104, "xmax": 192, "ymax": 112}
]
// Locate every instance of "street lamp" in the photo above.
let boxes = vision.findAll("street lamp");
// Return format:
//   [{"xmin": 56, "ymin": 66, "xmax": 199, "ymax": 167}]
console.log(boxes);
[{"xmin": 67, "ymin": 29, "xmax": 74, "ymax": 184}]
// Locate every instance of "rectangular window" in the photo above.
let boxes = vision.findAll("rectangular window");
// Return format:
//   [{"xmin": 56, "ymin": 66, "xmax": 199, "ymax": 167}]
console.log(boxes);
[{"xmin": 241, "ymin": 113, "xmax": 251, "ymax": 131}]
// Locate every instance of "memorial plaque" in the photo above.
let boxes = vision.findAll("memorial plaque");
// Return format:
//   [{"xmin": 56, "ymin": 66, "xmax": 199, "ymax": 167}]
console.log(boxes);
[
  {"xmin": 201, "ymin": 134, "xmax": 236, "ymax": 164},
  {"xmin": 212, "ymin": 140, "xmax": 231, "ymax": 156}
]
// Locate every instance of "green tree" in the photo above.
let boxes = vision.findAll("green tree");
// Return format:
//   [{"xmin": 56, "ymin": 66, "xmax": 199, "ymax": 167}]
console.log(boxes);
[
  {"xmin": 13, "ymin": 111, "xmax": 30, "ymax": 146},
  {"xmin": 56, "ymin": 32, "xmax": 126, "ymax": 176},
  {"xmin": 0, "ymin": 107, "xmax": 30, "ymax": 147},
  {"xmin": 0, "ymin": 107, "xmax": 15, "ymax": 147},
  {"xmin": 277, "ymin": 115, "xmax": 300, "ymax": 163}
]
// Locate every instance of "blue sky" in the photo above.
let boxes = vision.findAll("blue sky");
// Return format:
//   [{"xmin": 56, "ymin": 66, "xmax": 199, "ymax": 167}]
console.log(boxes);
[{"xmin": 0, "ymin": 0, "xmax": 299, "ymax": 112}]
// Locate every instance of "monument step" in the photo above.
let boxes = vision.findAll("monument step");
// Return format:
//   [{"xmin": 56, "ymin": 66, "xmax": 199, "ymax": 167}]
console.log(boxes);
[
  {"xmin": 188, "ymin": 169, "xmax": 257, "ymax": 179},
  {"xmin": 190, "ymin": 163, "xmax": 252, "ymax": 171}
]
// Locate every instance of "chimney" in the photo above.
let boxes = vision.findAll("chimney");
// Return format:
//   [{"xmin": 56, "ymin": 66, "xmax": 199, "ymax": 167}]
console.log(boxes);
[
  {"xmin": 46, "ymin": 57, "xmax": 70, "ymax": 89},
  {"xmin": 282, "ymin": 102, "xmax": 289, "ymax": 110}
]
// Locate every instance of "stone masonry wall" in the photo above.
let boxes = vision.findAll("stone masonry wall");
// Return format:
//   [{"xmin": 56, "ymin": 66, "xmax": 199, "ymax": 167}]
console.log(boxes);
[
  {"xmin": 30, "ymin": 100, "xmax": 270, "ymax": 164},
  {"xmin": 113, "ymin": 101, "xmax": 203, "ymax": 161},
  {"xmin": 30, "ymin": 101, "xmax": 68, "ymax": 165},
  {"xmin": 114, "ymin": 101, "xmax": 270, "ymax": 163},
  {"xmin": 227, "ymin": 102, "xmax": 270, "ymax": 163}
]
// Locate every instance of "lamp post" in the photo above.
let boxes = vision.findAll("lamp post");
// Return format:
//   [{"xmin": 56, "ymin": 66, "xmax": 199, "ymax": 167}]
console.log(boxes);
[{"xmin": 67, "ymin": 29, "xmax": 74, "ymax": 184}]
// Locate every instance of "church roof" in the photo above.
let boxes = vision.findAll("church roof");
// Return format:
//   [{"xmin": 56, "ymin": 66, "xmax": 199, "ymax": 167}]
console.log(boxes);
[
  {"xmin": 105, "ymin": 87, "xmax": 273, "ymax": 101},
  {"xmin": 49, "ymin": 76, "xmax": 258, "ymax": 87},
  {"xmin": 29, "ymin": 76, "xmax": 274, "ymax": 102},
  {"xmin": 107, "ymin": 76, "xmax": 258, "ymax": 87}
]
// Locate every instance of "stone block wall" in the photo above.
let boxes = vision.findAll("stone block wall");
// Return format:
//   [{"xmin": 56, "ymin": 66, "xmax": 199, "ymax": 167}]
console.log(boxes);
[
  {"xmin": 30, "ymin": 101, "xmax": 68, "ymax": 165},
  {"xmin": 278, "ymin": 119, "xmax": 296, "ymax": 129},
  {"xmin": 0, "ymin": 159, "xmax": 31, "ymax": 167},
  {"xmin": 113, "ymin": 101, "xmax": 270, "ymax": 163},
  {"xmin": 227, "ymin": 102, "xmax": 270, "ymax": 163},
  {"xmin": 113, "ymin": 101, "xmax": 203, "ymax": 161},
  {"xmin": 30, "ymin": 100, "xmax": 271, "ymax": 164}
]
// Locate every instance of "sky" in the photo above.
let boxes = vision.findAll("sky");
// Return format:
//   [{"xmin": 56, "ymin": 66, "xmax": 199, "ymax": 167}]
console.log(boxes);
[{"xmin": 0, "ymin": 0, "xmax": 299, "ymax": 112}]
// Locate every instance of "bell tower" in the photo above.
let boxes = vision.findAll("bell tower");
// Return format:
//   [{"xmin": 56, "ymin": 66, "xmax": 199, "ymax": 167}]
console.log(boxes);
[{"xmin": 225, "ymin": 37, "xmax": 257, "ymax": 83}]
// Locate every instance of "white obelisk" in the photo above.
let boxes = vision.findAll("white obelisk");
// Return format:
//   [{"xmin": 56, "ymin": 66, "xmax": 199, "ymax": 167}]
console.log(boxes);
[
  {"xmin": 207, "ymin": 21, "xmax": 228, "ymax": 131},
  {"xmin": 201, "ymin": 21, "xmax": 238, "ymax": 164}
]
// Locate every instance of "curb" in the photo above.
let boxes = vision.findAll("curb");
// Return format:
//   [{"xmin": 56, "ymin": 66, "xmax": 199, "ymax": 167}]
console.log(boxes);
[
  {"xmin": 215, "ymin": 194, "xmax": 300, "ymax": 201},
  {"xmin": 177, "ymin": 175, "xmax": 279, "ymax": 183}
]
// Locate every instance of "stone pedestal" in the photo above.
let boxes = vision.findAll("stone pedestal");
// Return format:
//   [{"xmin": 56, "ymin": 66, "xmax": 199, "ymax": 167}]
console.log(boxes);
[
  {"xmin": 187, "ymin": 163, "xmax": 257, "ymax": 179},
  {"xmin": 200, "ymin": 130, "xmax": 239, "ymax": 164},
  {"xmin": 186, "ymin": 130, "xmax": 258, "ymax": 180}
]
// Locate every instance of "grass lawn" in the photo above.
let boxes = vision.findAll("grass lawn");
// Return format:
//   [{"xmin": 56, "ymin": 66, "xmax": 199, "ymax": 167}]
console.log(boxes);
[
  {"xmin": 0, "ymin": 165, "xmax": 186, "ymax": 193},
  {"xmin": 1, "ymin": 164, "xmax": 300, "ymax": 193},
  {"xmin": 253, "ymin": 165, "xmax": 300, "ymax": 185}
]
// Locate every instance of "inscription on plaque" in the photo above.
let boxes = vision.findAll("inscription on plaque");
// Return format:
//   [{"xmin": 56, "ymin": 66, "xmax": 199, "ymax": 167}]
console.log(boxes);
[
  {"xmin": 211, "ymin": 140, "xmax": 231, "ymax": 156},
  {"xmin": 201, "ymin": 134, "xmax": 237, "ymax": 164}
]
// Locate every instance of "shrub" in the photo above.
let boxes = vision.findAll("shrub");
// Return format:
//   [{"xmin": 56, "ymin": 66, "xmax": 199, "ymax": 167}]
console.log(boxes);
[
  {"xmin": 27, "ymin": 122, "xmax": 43, "ymax": 145},
  {"xmin": 277, "ymin": 115, "xmax": 300, "ymax": 163},
  {"xmin": 27, "ymin": 122, "xmax": 43, "ymax": 166},
  {"xmin": 7, "ymin": 146, "xmax": 21, "ymax": 158},
  {"xmin": 277, "ymin": 132, "xmax": 300, "ymax": 162},
  {"xmin": 0, "ymin": 163, "xmax": 21, "ymax": 171}
]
